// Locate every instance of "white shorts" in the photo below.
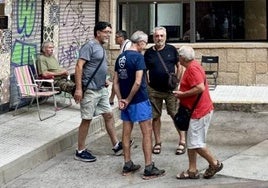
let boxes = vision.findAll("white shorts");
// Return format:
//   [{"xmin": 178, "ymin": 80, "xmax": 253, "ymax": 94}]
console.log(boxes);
[{"xmin": 187, "ymin": 111, "xmax": 213, "ymax": 149}]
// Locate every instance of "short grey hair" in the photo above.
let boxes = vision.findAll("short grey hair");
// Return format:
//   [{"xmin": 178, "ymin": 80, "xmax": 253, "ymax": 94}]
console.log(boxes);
[
  {"xmin": 152, "ymin": 26, "xmax": 167, "ymax": 35},
  {"xmin": 41, "ymin": 41, "xmax": 54, "ymax": 52},
  {"xmin": 178, "ymin": 46, "xmax": 195, "ymax": 62},
  {"xmin": 130, "ymin": 30, "xmax": 148, "ymax": 43}
]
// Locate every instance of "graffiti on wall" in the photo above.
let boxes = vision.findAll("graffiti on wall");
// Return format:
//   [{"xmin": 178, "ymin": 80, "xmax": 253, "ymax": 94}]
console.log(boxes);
[
  {"xmin": 10, "ymin": 0, "xmax": 41, "ymax": 107},
  {"xmin": 59, "ymin": 0, "xmax": 93, "ymax": 71},
  {"xmin": 11, "ymin": 0, "xmax": 39, "ymax": 66}
]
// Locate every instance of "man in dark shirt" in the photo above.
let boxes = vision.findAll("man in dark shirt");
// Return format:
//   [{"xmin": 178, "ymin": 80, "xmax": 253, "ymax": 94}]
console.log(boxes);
[{"xmin": 144, "ymin": 26, "xmax": 186, "ymax": 155}]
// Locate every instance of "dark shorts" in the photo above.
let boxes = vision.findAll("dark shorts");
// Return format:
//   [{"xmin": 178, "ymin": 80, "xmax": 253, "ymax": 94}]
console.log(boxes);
[{"xmin": 148, "ymin": 86, "xmax": 178, "ymax": 118}]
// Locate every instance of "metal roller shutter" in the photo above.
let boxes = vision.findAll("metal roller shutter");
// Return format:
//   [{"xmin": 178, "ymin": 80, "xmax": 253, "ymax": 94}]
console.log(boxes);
[{"xmin": 59, "ymin": 0, "xmax": 96, "ymax": 74}]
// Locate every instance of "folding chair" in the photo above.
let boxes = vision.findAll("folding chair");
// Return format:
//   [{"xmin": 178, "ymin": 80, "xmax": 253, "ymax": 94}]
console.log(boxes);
[
  {"xmin": 201, "ymin": 56, "xmax": 219, "ymax": 90},
  {"xmin": 13, "ymin": 65, "xmax": 59, "ymax": 121},
  {"xmin": 31, "ymin": 54, "xmax": 72, "ymax": 109}
]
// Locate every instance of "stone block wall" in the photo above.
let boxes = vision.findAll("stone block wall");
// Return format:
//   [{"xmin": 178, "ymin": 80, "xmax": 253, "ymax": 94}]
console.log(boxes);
[
  {"xmin": 108, "ymin": 43, "xmax": 268, "ymax": 86},
  {"xmin": 193, "ymin": 44, "xmax": 268, "ymax": 86}
]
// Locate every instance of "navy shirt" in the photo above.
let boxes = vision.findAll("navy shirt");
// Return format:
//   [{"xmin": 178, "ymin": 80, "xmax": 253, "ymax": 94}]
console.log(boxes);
[
  {"xmin": 144, "ymin": 44, "xmax": 179, "ymax": 92},
  {"xmin": 115, "ymin": 50, "xmax": 149, "ymax": 104}
]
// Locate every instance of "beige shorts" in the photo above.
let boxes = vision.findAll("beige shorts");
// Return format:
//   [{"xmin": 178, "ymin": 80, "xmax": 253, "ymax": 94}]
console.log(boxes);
[
  {"xmin": 80, "ymin": 87, "xmax": 111, "ymax": 120},
  {"xmin": 187, "ymin": 110, "xmax": 213, "ymax": 149}
]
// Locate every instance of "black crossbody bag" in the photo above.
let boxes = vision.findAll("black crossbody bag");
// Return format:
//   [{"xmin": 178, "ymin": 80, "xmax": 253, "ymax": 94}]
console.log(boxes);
[
  {"xmin": 173, "ymin": 92, "xmax": 202, "ymax": 131},
  {"xmin": 156, "ymin": 50, "xmax": 179, "ymax": 91}
]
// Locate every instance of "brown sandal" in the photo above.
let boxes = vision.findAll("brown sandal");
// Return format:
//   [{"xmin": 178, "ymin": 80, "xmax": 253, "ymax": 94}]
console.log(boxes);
[
  {"xmin": 203, "ymin": 160, "xmax": 223, "ymax": 179},
  {"xmin": 152, "ymin": 143, "xmax": 161, "ymax": 154},
  {"xmin": 176, "ymin": 170, "xmax": 200, "ymax": 179},
  {"xmin": 175, "ymin": 143, "xmax": 186, "ymax": 155}
]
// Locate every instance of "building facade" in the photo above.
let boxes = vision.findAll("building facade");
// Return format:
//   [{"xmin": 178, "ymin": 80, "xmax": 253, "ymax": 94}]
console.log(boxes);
[{"xmin": 0, "ymin": 0, "xmax": 267, "ymax": 114}]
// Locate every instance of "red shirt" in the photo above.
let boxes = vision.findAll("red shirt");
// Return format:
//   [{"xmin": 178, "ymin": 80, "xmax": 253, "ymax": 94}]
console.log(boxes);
[{"xmin": 179, "ymin": 60, "xmax": 214, "ymax": 119}]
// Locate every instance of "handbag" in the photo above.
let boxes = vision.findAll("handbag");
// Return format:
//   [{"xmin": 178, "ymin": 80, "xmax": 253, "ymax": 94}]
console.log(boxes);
[
  {"xmin": 173, "ymin": 92, "xmax": 202, "ymax": 131},
  {"xmin": 156, "ymin": 50, "xmax": 178, "ymax": 90}
]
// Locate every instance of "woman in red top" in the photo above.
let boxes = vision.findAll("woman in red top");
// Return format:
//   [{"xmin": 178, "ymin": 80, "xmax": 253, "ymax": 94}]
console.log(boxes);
[{"xmin": 173, "ymin": 46, "xmax": 223, "ymax": 179}]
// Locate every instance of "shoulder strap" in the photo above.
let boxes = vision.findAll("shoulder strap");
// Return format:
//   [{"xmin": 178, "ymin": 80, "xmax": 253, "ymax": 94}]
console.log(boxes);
[
  {"xmin": 191, "ymin": 92, "xmax": 202, "ymax": 112},
  {"xmin": 83, "ymin": 47, "xmax": 105, "ymax": 90},
  {"xmin": 156, "ymin": 50, "xmax": 169, "ymax": 74},
  {"xmin": 122, "ymin": 40, "xmax": 131, "ymax": 52},
  {"xmin": 191, "ymin": 79, "xmax": 206, "ymax": 112}
]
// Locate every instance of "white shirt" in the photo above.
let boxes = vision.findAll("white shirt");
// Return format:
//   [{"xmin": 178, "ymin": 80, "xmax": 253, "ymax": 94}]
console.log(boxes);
[{"xmin": 120, "ymin": 39, "xmax": 132, "ymax": 53}]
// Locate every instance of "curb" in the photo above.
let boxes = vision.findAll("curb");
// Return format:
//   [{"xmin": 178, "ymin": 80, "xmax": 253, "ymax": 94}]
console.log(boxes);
[{"xmin": 214, "ymin": 102, "xmax": 268, "ymax": 112}]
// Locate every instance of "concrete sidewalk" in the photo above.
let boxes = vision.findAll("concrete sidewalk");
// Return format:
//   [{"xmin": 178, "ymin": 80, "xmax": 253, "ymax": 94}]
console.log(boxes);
[{"xmin": 0, "ymin": 85, "xmax": 268, "ymax": 187}]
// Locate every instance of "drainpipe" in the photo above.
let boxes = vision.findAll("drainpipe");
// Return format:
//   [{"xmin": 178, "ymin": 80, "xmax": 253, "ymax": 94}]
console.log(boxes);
[
  {"xmin": 190, "ymin": 0, "xmax": 196, "ymax": 43},
  {"xmin": 95, "ymin": 0, "xmax": 99, "ymax": 23}
]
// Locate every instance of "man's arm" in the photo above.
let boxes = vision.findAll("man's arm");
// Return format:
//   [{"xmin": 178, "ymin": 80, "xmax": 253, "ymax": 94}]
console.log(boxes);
[
  {"xmin": 173, "ymin": 82, "xmax": 205, "ymax": 99},
  {"xmin": 113, "ymin": 71, "xmax": 122, "ymax": 100},
  {"xmin": 42, "ymin": 69, "xmax": 68, "ymax": 78},
  {"xmin": 113, "ymin": 71, "xmax": 125, "ymax": 109},
  {"xmin": 125, "ymin": 70, "xmax": 143, "ymax": 103},
  {"xmin": 74, "ymin": 58, "xmax": 86, "ymax": 103},
  {"xmin": 176, "ymin": 62, "xmax": 184, "ymax": 81},
  {"xmin": 38, "ymin": 55, "xmax": 68, "ymax": 78},
  {"xmin": 118, "ymin": 70, "xmax": 143, "ymax": 109}
]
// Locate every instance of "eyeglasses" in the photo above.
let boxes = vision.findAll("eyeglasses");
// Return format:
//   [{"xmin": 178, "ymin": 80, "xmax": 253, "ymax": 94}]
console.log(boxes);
[
  {"xmin": 100, "ymin": 30, "xmax": 112, "ymax": 34},
  {"xmin": 115, "ymin": 35, "xmax": 122, "ymax": 38},
  {"xmin": 140, "ymin": 40, "xmax": 148, "ymax": 45}
]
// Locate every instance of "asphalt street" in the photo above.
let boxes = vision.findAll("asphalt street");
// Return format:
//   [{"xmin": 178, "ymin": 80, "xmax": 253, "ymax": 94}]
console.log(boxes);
[{"xmin": 3, "ymin": 110, "xmax": 268, "ymax": 188}]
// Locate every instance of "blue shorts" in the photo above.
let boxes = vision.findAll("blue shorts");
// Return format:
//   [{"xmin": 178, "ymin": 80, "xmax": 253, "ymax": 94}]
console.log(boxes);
[{"xmin": 121, "ymin": 100, "xmax": 152, "ymax": 123}]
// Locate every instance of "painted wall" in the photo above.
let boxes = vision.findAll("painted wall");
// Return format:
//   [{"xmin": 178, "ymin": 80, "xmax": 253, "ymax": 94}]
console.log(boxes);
[{"xmin": 0, "ymin": 0, "xmax": 95, "ymax": 113}]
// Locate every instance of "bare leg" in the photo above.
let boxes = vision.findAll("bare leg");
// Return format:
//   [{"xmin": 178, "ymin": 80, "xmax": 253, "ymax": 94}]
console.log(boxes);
[
  {"xmin": 78, "ymin": 119, "xmax": 91, "ymax": 150},
  {"xmin": 122, "ymin": 121, "xmax": 133, "ymax": 162},
  {"xmin": 188, "ymin": 149, "xmax": 198, "ymax": 172},
  {"xmin": 152, "ymin": 117, "xmax": 161, "ymax": 145},
  {"xmin": 196, "ymin": 147, "xmax": 218, "ymax": 166},
  {"xmin": 140, "ymin": 119, "xmax": 153, "ymax": 166},
  {"xmin": 102, "ymin": 112, "xmax": 119, "ymax": 146},
  {"xmin": 170, "ymin": 113, "xmax": 186, "ymax": 146},
  {"xmin": 171, "ymin": 114, "xmax": 186, "ymax": 155},
  {"xmin": 178, "ymin": 131, "xmax": 186, "ymax": 144}
]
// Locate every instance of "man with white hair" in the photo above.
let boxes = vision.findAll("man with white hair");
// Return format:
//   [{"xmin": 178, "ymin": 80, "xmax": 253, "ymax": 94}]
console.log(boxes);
[
  {"xmin": 113, "ymin": 30, "xmax": 165, "ymax": 180},
  {"xmin": 144, "ymin": 26, "xmax": 186, "ymax": 155},
  {"xmin": 37, "ymin": 41, "xmax": 75, "ymax": 95},
  {"xmin": 173, "ymin": 45, "xmax": 223, "ymax": 179}
]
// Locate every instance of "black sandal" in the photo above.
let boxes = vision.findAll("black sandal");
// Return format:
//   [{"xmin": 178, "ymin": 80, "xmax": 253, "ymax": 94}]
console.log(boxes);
[
  {"xmin": 152, "ymin": 143, "xmax": 161, "ymax": 154},
  {"xmin": 175, "ymin": 143, "xmax": 186, "ymax": 155}
]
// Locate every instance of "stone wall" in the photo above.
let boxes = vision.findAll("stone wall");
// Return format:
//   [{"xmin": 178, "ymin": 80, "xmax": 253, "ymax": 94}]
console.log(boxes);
[
  {"xmin": 192, "ymin": 43, "xmax": 268, "ymax": 85},
  {"xmin": 107, "ymin": 43, "xmax": 268, "ymax": 86}
]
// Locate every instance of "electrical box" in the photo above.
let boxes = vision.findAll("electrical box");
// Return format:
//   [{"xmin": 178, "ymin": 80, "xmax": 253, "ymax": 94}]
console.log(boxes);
[{"xmin": 0, "ymin": 16, "xmax": 7, "ymax": 29}]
